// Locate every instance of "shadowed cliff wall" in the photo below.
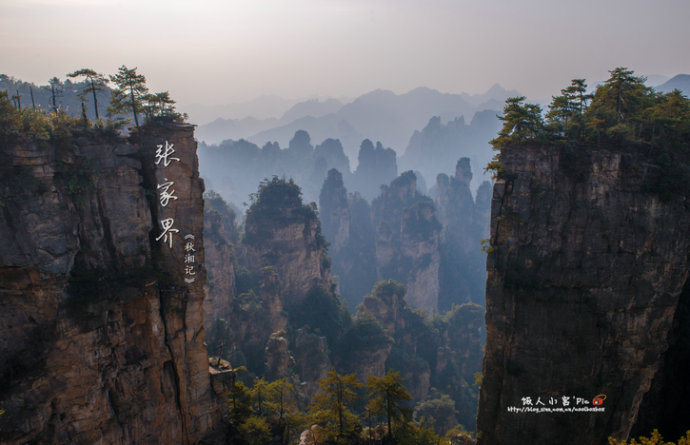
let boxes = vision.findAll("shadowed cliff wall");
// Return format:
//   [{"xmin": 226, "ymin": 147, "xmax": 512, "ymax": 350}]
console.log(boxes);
[
  {"xmin": 477, "ymin": 143, "xmax": 690, "ymax": 444},
  {"xmin": 0, "ymin": 123, "xmax": 223, "ymax": 444}
]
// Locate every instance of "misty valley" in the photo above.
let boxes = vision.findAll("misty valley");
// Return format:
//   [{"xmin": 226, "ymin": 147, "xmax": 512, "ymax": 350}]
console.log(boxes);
[{"xmin": 1, "ymin": 66, "xmax": 690, "ymax": 445}]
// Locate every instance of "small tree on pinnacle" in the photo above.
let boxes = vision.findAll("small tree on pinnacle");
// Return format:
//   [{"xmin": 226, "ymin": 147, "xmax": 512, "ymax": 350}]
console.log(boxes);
[
  {"xmin": 67, "ymin": 68, "xmax": 108, "ymax": 120},
  {"xmin": 108, "ymin": 65, "xmax": 148, "ymax": 128}
]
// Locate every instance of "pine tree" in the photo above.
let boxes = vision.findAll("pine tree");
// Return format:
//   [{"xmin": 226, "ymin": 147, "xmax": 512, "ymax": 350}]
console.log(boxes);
[
  {"xmin": 566, "ymin": 79, "xmax": 593, "ymax": 115},
  {"xmin": 229, "ymin": 380, "xmax": 252, "ymax": 426},
  {"xmin": 143, "ymin": 91, "xmax": 181, "ymax": 121},
  {"xmin": 308, "ymin": 368, "xmax": 363, "ymax": 444},
  {"xmin": 251, "ymin": 377, "xmax": 269, "ymax": 417},
  {"xmin": 605, "ymin": 67, "xmax": 648, "ymax": 122},
  {"xmin": 491, "ymin": 96, "xmax": 545, "ymax": 148},
  {"xmin": 67, "ymin": 68, "xmax": 108, "ymax": 120},
  {"xmin": 546, "ymin": 79, "xmax": 593, "ymax": 138},
  {"xmin": 48, "ymin": 77, "xmax": 62, "ymax": 113},
  {"xmin": 585, "ymin": 67, "xmax": 650, "ymax": 133},
  {"xmin": 265, "ymin": 378, "xmax": 303, "ymax": 445},
  {"xmin": 366, "ymin": 369, "xmax": 413, "ymax": 442},
  {"xmin": 108, "ymin": 65, "xmax": 148, "ymax": 128}
]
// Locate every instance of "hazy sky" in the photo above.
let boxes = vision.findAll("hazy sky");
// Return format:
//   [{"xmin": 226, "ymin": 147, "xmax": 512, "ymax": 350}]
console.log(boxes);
[{"xmin": 2, "ymin": 0, "xmax": 689, "ymax": 113}]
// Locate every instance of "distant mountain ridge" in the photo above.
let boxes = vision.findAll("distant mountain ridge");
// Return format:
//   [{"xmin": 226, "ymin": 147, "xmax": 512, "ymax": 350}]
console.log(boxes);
[
  {"xmin": 656, "ymin": 74, "xmax": 690, "ymax": 95},
  {"xmin": 196, "ymin": 85, "xmax": 519, "ymax": 159}
]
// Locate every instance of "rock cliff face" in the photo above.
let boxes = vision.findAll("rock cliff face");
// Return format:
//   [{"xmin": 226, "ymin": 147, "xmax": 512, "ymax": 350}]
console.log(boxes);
[
  {"xmin": 433, "ymin": 158, "xmax": 491, "ymax": 309},
  {"xmin": 0, "ymin": 124, "xmax": 222, "ymax": 443},
  {"xmin": 352, "ymin": 139, "xmax": 398, "ymax": 201},
  {"xmin": 319, "ymin": 169, "xmax": 350, "ymax": 253},
  {"xmin": 203, "ymin": 196, "xmax": 236, "ymax": 327},
  {"xmin": 242, "ymin": 179, "xmax": 331, "ymax": 307},
  {"xmin": 372, "ymin": 171, "xmax": 442, "ymax": 311},
  {"xmin": 477, "ymin": 144, "xmax": 690, "ymax": 443},
  {"xmin": 319, "ymin": 170, "xmax": 377, "ymax": 310},
  {"xmin": 356, "ymin": 282, "xmax": 484, "ymax": 429},
  {"xmin": 321, "ymin": 162, "xmax": 489, "ymax": 312},
  {"xmin": 203, "ymin": 177, "xmax": 335, "ymax": 385}
]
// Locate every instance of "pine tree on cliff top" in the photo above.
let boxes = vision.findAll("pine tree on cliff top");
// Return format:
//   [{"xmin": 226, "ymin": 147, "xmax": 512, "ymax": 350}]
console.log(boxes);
[
  {"xmin": 67, "ymin": 68, "xmax": 108, "ymax": 120},
  {"xmin": 491, "ymin": 96, "xmax": 545, "ymax": 149},
  {"xmin": 108, "ymin": 65, "xmax": 148, "ymax": 129}
]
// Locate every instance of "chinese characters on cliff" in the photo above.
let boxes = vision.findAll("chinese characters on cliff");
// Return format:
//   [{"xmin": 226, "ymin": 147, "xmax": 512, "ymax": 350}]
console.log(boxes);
[{"xmin": 154, "ymin": 140, "xmax": 198, "ymax": 284}]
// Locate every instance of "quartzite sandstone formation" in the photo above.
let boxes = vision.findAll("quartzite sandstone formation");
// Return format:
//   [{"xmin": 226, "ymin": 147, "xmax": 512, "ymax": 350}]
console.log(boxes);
[
  {"xmin": 372, "ymin": 171, "xmax": 442, "ymax": 311},
  {"xmin": 0, "ymin": 123, "xmax": 223, "ymax": 443},
  {"xmin": 477, "ymin": 143, "xmax": 690, "ymax": 444},
  {"xmin": 241, "ymin": 180, "xmax": 331, "ymax": 307},
  {"xmin": 433, "ymin": 158, "xmax": 491, "ymax": 308}
]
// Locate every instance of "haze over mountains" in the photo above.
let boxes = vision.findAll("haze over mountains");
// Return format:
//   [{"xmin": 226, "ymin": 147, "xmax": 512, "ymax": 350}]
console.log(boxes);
[
  {"xmin": 194, "ymin": 73, "xmax": 690, "ymax": 158},
  {"xmin": 656, "ymin": 74, "xmax": 690, "ymax": 94},
  {"xmin": 196, "ymin": 74, "xmax": 690, "ymax": 200},
  {"xmin": 196, "ymin": 84, "xmax": 520, "ymax": 158}
]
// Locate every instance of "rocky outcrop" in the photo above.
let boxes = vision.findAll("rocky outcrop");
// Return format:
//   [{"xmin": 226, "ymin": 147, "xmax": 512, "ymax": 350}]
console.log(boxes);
[
  {"xmin": 0, "ymin": 123, "xmax": 222, "ymax": 443},
  {"xmin": 352, "ymin": 139, "xmax": 397, "ymax": 201},
  {"xmin": 473, "ymin": 180, "xmax": 491, "ymax": 237},
  {"xmin": 203, "ymin": 198, "xmax": 236, "ymax": 330},
  {"xmin": 242, "ymin": 178, "xmax": 331, "ymax": 307},
  {"xmin": 211, "ymin": 266, "xmax": 287, "ymax": 374},
  {"xmin": 372, "ymin": 171, "xmax": 441, "ymax": 311},
  {"xmin": 319, "ymin": 169, "xmax": 350, "ymax": 252},
  {"xmin": 356, "ymin": 282, "xmax": 484, "ymax": 429},
  {"xmin": 399, "ymin": 201, "xmax": 442, "ymax": 310},
  {"xmin": 203, "ymin": 177, "xmax": 337, "ymax": 389},
  {"xmin": 433, "ymin": 158, "xmax": 491, "ymax": 308},
  {"xmin": 318, "ymin": 169, "xmax": 377, "ymax": 310},
  {"xmin": 321, "ymin": 160, "xmax": 490, "ymax": 312},
  {"xmin": 399, "ymin": 112, "xmax": 501, "ymax": 194},
  {"xmin": 265, "ymin": 330, "xmax": 294, "ymax": 381},
  {"xmin": 477, "ymin": 144, "xmax": 690, "ymax": 443}
]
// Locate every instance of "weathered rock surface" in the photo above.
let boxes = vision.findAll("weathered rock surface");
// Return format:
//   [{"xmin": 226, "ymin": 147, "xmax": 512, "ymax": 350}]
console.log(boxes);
[
  {"xmin": 0, "ymin": 124, "xmax": 222, "ymax": 444},
  {"xmin": 242, "ymin": 185, "xmax": 331, "ymax": 307},
  {"xmin": 265, "ymin": 330, "xmax": 294, "ymax": 381},
  {"xmin": 433, "ymin": 158, "xmax": 491, "ymax": 309},
  {"xmin": 203, "ymin": 204, "xmax": 236, "ymax": 327},
  {"xmin": 203, "ymin": 177, "xmax": 335, "ymax": 391},
  {"xmin": 319, "ymin": 169, "xmax": 350, "ymax": 253},
  {"xmin": 356, "ymin": 282, "xmax": 484, "ymax": 429},
  {"xmin": 477, "ymin": 144, "xmax": 690, "ymax": 443},
  {"xmin": 372, "ymin": 171, "xmax": 442, "ymax": 311},
  {"xmin": 319, "ymin": 169, "xmax": 377, "ymax": 310}
]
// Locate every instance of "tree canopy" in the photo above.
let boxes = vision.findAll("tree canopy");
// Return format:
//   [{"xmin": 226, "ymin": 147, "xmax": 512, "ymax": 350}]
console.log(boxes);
[
  {"xmin": 489, "ymin": 67, "xmax": 690, "ymax": 200},
  {"xmin": 308, "ymin": 368, "xmax": 363, "ymax": 444},
  {"xmin": 1, "ymin": 67, "xmax": 184, "ymax": 137},
  {"xmin": 67, "ymin": 68, "xmax": 108, "ymax": 120},
  {"xmin": 491, "ymin": 67, "xmax": 690, "ymax": 151},
  {"xmin": 108, "ymin": 65, "xmax": 148, "ymax": 128},
  {"xmin": 366, "ymin": 369, "xmax": 413, "ymax": 442},
  {"xmin": 491, "ymin": 96, "xmax": 545, "ymax": 148}
]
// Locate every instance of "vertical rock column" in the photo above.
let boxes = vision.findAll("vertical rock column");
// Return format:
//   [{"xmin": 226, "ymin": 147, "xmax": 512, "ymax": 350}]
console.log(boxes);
[
  {"xmin": 138, "ymin": 124, "xmax": 217, "ymax": 441},
  {"xmin": 477, "ymin": 144, "xmax": 690, "ymax": 444}
]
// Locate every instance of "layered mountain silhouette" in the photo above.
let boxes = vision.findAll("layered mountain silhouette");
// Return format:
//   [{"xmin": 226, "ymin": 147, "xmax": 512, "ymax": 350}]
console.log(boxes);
[{"xmin": 196, "ymin": 85, "xmax": 519, "ymax": 160}]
